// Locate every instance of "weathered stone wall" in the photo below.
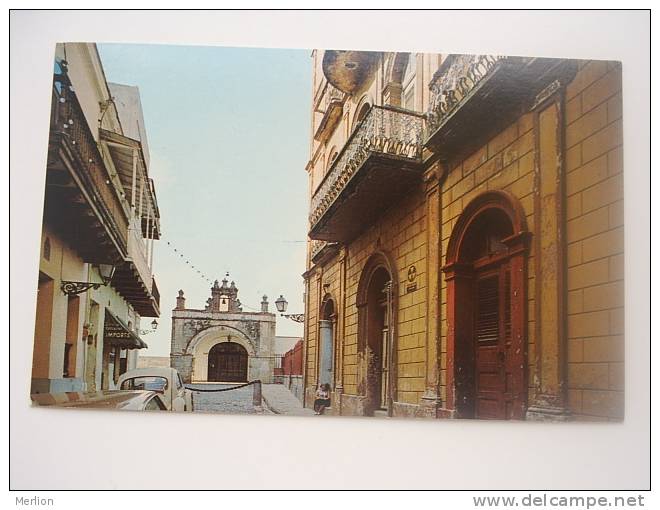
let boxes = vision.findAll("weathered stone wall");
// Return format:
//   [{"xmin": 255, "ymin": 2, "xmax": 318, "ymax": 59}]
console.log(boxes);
[
  {"xmin": 171, "ymin": 353, "xmax": 193, "ymax": 382},
  {"xmin": 563, "ymin": 61, "xmax": 624, "ymax": 421}
]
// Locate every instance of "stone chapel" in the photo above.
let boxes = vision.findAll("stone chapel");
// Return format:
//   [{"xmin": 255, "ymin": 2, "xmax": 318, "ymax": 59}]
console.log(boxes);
[{"xmin": 170, "ymin": 277, "xmax": 277, "ymax": 383}]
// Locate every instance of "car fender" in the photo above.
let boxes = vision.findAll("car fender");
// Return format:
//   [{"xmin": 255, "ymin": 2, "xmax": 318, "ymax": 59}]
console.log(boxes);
[{"xmin": 172, "ymin": 395, "xmax": 186, "ymax": 412}]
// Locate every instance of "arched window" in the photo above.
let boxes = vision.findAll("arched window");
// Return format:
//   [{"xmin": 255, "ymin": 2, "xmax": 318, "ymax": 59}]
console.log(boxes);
[
  {"xmin": 386, "ymin": 52, "xmax": 416, "ymax": 109},
  {"xmin": 351, "ymin": 100, "xmax": 372, "ymax": 133},
  {"xmin": 401, "ymin": 54, "xmax": 416, "ymax": 110},
  {"xmin": 443, "ymin": 191, "xmax": 530, "ymax": 420}
]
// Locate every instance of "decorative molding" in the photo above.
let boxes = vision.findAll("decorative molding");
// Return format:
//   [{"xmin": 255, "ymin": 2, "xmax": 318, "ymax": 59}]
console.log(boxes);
[
  {"xmin": 531, "ymin": 79, "xmax": 562, "ymax": 110},
  {"xmin": 426, "ymin": 54, "xmax": 506, "ymax": 136}
]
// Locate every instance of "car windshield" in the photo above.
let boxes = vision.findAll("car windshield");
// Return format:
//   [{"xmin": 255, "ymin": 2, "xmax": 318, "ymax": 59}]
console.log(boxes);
[{"xmin": 120, "ymin": 376, "xmax": 168, "ymax": 393}]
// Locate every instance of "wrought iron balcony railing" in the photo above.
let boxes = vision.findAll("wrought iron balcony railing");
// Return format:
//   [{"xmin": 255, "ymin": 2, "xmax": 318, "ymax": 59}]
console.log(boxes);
[
  {"xmin": 309, "ymin": 239, "xmax": 340, "ymax": 264},
  {"xmin": 50, "ymin": 67, "xmax": 129, "ymax": 257},
  {"xmin": 424, "ymin": 54, "xmax": 576, "ymax": 157},
  {"xmin": 310, "ymin": 239, "xmax": 328, "ymax": 260},
  {"xmin": 426, "ymin": 54, "xmax": 506, "ymax": 138},
  {"xmin": 309, "ymin": 105, "xmax": 424, "ymax": 234}
]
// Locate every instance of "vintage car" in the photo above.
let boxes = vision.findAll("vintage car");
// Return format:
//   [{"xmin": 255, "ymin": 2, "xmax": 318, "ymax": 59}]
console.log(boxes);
[
  {"xmin": 31, "ymin": 390, "xmax": 168, "ymax": 411},
  {"xmin": 117, "ymin": 367, "xmax": 193, "ymax": 412}
]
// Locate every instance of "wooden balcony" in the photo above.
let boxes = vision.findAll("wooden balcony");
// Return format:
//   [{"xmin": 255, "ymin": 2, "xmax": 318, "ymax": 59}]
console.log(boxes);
[
  {"xmin": 112, "ymin": 218, "xmax": 160, "ymax": 317},
  {"xmin": 112, "ymin": 266, "xmax": 160, "ymax": 317},
  {"xmin": 308, "ymin": 105, "xmax": 424, "ymax": 243},
  {"xmin": 44, "ymin": 67, "xmax": 129, "ymax": 264},
  {"xmin": 424, "ymin": 55, "xmax": 578, "ymax": 158},
  {"xmin": 99, "ymin": 129, "xmax": 161, "ymax": 240}
]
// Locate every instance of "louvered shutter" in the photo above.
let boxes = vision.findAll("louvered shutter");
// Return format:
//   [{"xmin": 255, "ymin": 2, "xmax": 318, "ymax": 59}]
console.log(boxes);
[{"xmin": 476, "ymin": 275, "xmax": 499, "ymax": 343}]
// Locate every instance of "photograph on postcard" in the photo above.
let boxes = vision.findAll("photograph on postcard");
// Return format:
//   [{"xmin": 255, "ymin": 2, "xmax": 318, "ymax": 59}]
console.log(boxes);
[{"xmin": 30, "ymin": 43, "xmax": 624, "ymax": 422}]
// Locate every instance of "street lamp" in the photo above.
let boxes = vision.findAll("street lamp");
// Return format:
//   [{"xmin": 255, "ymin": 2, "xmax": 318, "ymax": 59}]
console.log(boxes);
[
  {"xmin": 275, "ymin": 295, "xmax": 304, "ymax": 323},
  {"xmin": 61, "ymin": 263, "xmax": 117, "ymax": 296},
  {"xmin": 139, "ymin": 319, "xmax": 159, "ymax": 335}
]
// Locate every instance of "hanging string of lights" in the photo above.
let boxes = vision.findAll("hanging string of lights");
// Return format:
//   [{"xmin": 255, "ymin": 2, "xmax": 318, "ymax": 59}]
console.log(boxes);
[
  {"xmin": 163, "ymin": 239, "xmax": 218, "ymax": 285},
  {"xmin": 161, "ymin": 238, "xmax": 295, "ymax": 314}
]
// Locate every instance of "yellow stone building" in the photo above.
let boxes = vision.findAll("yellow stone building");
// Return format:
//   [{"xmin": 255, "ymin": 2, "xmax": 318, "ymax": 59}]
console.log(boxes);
[{"xmin": 302, "ymin": 51, "xmax": 623, "ymax": 421}]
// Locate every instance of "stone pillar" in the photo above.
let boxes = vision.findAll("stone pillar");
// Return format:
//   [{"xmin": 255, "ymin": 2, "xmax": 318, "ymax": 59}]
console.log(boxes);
[
  {"xmin": 420, "ymin": 162, "xmax": 444, "ymax": 417},
  {"xmin": 335, "ymin": 247, "xmax": 347, "ymax": 401},
  {"xmin": 260, "ymin": 295, "xmax": 269, "ymax": 313},
  {"xmin": 175, "ymin": 290, "xmax": 186, "ymax": 310},
  {"xmin": 318, "ymin": 320, "xmax": 333, "ymax": 386},
  {"xmin": 252, "ymin": 381, "xmax": 263, "ymax": 409},
  {"xmin": 383, "ymin": 81, "xmax": 402, "ymax": 107},
  {"xmin": 527, "ymin": 84, "xmax": 571, "ymax": 420}
]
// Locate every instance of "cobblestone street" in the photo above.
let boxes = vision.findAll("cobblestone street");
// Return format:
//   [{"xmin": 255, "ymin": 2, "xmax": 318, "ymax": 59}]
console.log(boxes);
[
  {"xmin": 187, "ymin": 383, "xmax": 259, "ymax": 415},
  {"xmin": 186, "ymin": 383, "xmax": 314, "ymax": 416}
]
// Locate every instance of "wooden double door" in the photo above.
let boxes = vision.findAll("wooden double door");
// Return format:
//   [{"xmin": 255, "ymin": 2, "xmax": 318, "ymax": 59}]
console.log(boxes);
[
  {"xmin": 473, "ymin": 263, "xmax": 517, "ymax": 419},
  {"xmin": 208, "ymin": 342, "xmax": 248, "ymax": 382}
]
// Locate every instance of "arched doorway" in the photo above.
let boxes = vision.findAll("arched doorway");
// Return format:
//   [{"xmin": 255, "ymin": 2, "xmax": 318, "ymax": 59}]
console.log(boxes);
[
  {"xmin": 318, "ymin": 297, "xmax": 336, "ymax": 388},
  {"xmin": 443, "ymin": 191, "xmax": 530, "ymax": 420},
  {"xmin": 207, "ymin": 342, "xmax": 248, "ymax": 382},
  {"xmin": 357, "ymin": 251, "xmax": 398, "ymax": 415}
]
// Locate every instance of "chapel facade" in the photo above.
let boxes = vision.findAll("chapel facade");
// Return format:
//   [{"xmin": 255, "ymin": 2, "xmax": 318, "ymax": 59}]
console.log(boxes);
[{"xmin": 170, "ymin": 277, "xmax": 277, "ymax": 384}]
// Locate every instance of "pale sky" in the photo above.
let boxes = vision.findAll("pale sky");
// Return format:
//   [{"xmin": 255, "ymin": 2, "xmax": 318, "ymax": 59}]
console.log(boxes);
[{"xmin": 97, "ymin": 43, "xmax": 311, "ymax": 356}]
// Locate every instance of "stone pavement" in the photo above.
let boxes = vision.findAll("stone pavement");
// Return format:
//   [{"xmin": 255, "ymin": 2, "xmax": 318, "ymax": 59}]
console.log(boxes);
[
  {"xmin": 187, "ymin": 383, "xmax": 259, "ymax": 414},
  {"xmin": 262, "ymin": 384, "xmax": 315, "ymax": 416}
]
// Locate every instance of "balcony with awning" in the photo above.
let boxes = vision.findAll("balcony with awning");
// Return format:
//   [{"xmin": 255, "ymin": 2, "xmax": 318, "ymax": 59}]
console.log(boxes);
[
  {"xmin": 308, "ymin": 105, "xmax": 424, "ymax": 243},
  {"xmin": 111, "ymin": 216, "xmax": 161, "ymax": 317},
  {"xmin": 99, "ymin": 125, "xmax": 161, "ymax": 317}
]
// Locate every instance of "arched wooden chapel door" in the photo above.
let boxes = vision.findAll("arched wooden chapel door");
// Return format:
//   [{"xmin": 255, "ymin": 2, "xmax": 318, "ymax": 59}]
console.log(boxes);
[{"xmin": 208, "ymin": 342, "xmax": 248, "ymax": 382}]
